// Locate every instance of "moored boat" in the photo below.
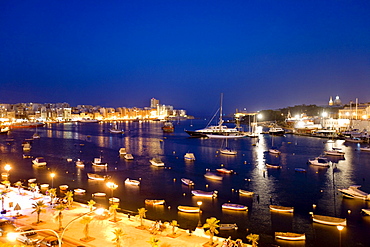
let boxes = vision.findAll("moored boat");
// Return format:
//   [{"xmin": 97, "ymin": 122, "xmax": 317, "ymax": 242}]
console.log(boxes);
[
  {"xmin": 222, "ymin": 203, "xmax": 248, "ymax": 211},
  {"xmin": 360, "ymin": 146, "xmax": 370, "ymax": 152},
  {"xmin": 92, "ymin": 157, "xmax": 108, "ymax": 167},
  {"xmin": 124, "ymin": 153, "xmax": 134, "ymax": 160},
  {"xmin": 59, "ymin": 185, "xmax": 68, "ymax": 190},
  {"xmin": 0, "ymin": 126, "xmax": 10, "ymax": 134},
  {"xmin": 92, "ymin": 192, "xmax": 106, "ymax": 197},
  {"xmin": 150, "ymin": 157, "xmax": 164, "ymax": 167},
  {"xmin": 191, "ymin": 190, "xmax": 217, "ymax": 198},
  {"xmin": 74, "ymin": 188, "xmax": 86, "ymax": 194},
  {"xmin": 269, "ymin": 149, "xmax": 281, "ymax": 155},
  {"xmin": 269, "ymin": 127, "xmax": 285, "ymax": 135},
  {"xmin": 275, "ymin": 232, "xmax": 306, "ymax": 241},
  {"xmin": 220, "ymin": 148, "xmax": 237, "ymax": 155},
  {"xmin": 239, "ymin": 189, "xmax": 254, "ymax": 196},
  {"xmin": 269, "ymin": 205, "xmax": 294, "ymax": 213},
  {"xmin": 125, "ymin": 178, "xmax": 140, "ymax": 186},
  {"xmin": 204, "ymin": 172, "xmax": 223, "ymax": 181},
  {"xmin": 76, "ymin": 159, "xmax": 85, "ymax": 167},
  {"xmin": 184, "ymin": 152, "xmax": 196, "ymax": 161},
  {"xmin": 119, "ymin": 148, "xmax": 127, "ymax": 155},
  {"xmin": 324, "ymin": 148, "xmax": 345, "ymax": 156},
  {"xmin": 338, "ymin": 185, "xmax": 370, "ymax": 200},
  {"xmin": 181, "ymin": 178, "xmax": 194, "ymax": 186},
  {"xmin": 32, "ymin": 157, "xmax": 47, "ymax": 166},
  {"xmin": 23, "ymin": 142, "xmax": 31, "ymax": 151},
  {"xmin": 308, "ymin": 157, "xmax": 330, "ymax": 167},
  {"xmin": 312, "ymin": 214, "xmax": 346, "ymax": 226},
  {"xmin": 266, "ymin": 163, "xmax": 282, "ymax": 169},
  {"xmin": 216, "ymin": 168, "xmax": 233, "ymax": 174},
  {"xmin": 219, "ymin": 223, "xmax": 238, "ymax": 230},
  {"xmin": 87, "ymin": 173, "xmax": 110, "ymax": 181},
  {"xmin": 177, "ymin": 205, "xmax": 200, "ymax": 213},
  {"xmin": 161, "ymin": 121, "xmax": 174, "ymax": 133},
  {"xmin": 10, "ymin": 122, "xmax": 45, "ymax": 129},
  {"xmin": 145, "ymin": 199, "xmax": 165, "ymax": 205},
  {"xmin": 362, "ymin": 209, "xmax": 370, "ymax": 215},
  {"xmin": 295, "ymin": 168, "xmax": 307, "ymax": 172}
]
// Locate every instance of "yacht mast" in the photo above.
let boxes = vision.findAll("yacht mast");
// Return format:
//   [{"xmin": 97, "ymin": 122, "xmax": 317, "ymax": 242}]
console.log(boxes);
[{"xmin": 219, "ymin": 93, "xmax": 223, "ymax": 126}]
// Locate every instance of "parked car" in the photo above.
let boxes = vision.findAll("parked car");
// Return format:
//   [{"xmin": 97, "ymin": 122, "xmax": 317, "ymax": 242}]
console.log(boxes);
[
  {"xmin": 40, "ymin": 236, "xmax": 59, "ymax": 247},
  {"xmin": 0, "ymin": 218, "xmax": 17, "ymax": 237},
  {"xmin": 16, "ymin": 226, "xmax": 42, "ymax": 246}
]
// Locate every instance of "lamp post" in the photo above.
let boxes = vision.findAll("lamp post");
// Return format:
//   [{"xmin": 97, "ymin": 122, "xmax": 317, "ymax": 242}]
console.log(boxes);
[
  {"xmin": 50, "ymin": 172, "xmax": 55, "ymax": 188},
  {"xmin": 106, "ymin": 182, "xmax": 118, "ymax": 204},
  {"xmin": 4, "ymin": 164, "xmax": 11, "ymax": 179},
  {"xmin": 337, "ymin": 225, "xmax": 344, "ymax": 247},
  {"xmin": 197, "ymin": 201, "xmax": 202, "ymax": 227}
]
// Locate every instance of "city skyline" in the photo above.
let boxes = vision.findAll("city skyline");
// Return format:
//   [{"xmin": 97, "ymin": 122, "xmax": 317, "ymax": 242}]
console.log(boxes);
[{"xmin": 1, "ymin": 1, "xmax": 369, "ymax": 116}]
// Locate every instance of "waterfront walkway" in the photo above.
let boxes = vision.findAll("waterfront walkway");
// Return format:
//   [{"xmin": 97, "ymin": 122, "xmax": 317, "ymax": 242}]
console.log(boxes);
[{"xmin": 2, "ymin": 187, "xmax": 251, "ymax": 247}]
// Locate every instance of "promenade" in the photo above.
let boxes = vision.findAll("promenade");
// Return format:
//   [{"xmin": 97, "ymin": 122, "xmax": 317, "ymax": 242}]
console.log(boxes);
[{"xmin": 1, "ymin": 187, "xmax": 251, "ymax": 247}]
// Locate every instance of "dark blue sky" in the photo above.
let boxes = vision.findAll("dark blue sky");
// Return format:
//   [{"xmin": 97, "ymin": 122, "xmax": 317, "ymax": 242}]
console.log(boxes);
[{"xmin": 1, "ymin": 1, "xmax": 369, "ymax": 116}]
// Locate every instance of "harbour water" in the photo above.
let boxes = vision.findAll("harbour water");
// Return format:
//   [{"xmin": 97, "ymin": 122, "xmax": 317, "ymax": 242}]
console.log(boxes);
[{"xmin": 1, "ymin": 120, "xmax": 370, "ymax": 247}]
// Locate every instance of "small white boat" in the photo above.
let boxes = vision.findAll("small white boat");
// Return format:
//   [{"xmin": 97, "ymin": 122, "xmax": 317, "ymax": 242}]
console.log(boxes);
[
  {"xmin": 269, "ymin": 149, "xmax": 281, "ymax": 155},
  {"xmin": 219, "ymin": 223, "xmax": 238, "ymax": 230},
  {"xmin": 76, "ymin": 159, "xmax": 85, "ymax": 167},
  {"xmin": 269, "ymin": 127, "xmax": 285, "ymax": 135},
  {"xmin": 119, "ymin": 148, "xmax": 127, "ymax": 155},
  {"xmin": 266, "ymin": 163, "xmax": 282, "ymax": 169},
  {"xmin": 220, "ymin": 148, "xmax": 237, "ymax": 155},
  {"xmin": 177, "ymin": 205, "xmax": 200, "ymax": 213},
  {"xmin": 150, "ymin": 157, "xmax": 164, "ymax": 167},
  {"xmin": 92, "ymin": 192, "xmax": 106, "ymax": 197},
  {"xmin": 23, "ymin": 142, "xmax": 31, "ymax": 151},
  {"xmin": 32, "ymin": 132, "xmax": 40, "ymax": 139},
  {"xmin": 109, "ymin": 123, "xmax": 124, "ymax": 134},
  {"xmin": 191, "ymin": 190, "xmax": 217, "ymax": 198},
  {"xmin": 32, "ymin": 157, "xmax": 47, "ymax": 166},
  {"xmin": 239, "ymin": 189, "xmax": 254, "ymax": 196},
  {"xmin": 40, "ymin": 184, "xmax": 49, "ymax": 189},
  {"xmin": 92, "ymin": 157, "xmax": 108, "ymax": 167},
  {"xmin": 59, "ymin": 185, "xmax": 68, "ymax": 190},
  {"xmin": 181, "ymin": 178, "xmax": 194, "ymax": 186},
  {"xmin": 360, "ymin": 146, "xmax": 370, "ymax": 152},
  {"xmin": 87, "ymin": 173, "xmax": 110, "ymax": 181},
  {"xmin": 145, "ymin": 199, "xmax": 165, "ymax": 205},
  {"xmin": 275, "ymin": 232, "xmax": 306, "ymax": 241},
  {"xmin": 222, "ymin": 203, "xmax": 248, "ymax": 211},
  {"xmin": 28, "ymin": 178, "xmax": 37, "ymax": 183},
  {"xmin": 204, "ymin": 172, "xmax": 223, "ymax": 181},
  {"xmin": 125, "ymin": 178, "xmax": 140, "ymax": 186},
  {"xmin": 109, "ymin": 197, "xmax": 120, "ymax": 203},
  {"xmin": 312, "ymin": 214, "xmax": 346, "ymax": 226},
  {"xmin": 362, "ymin": 209, "xmax": 370, "ymax": 215},
  {"xmin": 308, "ymin": 157, "xmax": 330, "ymax": 167},
  {"xmin": 124, "ymin": 153, "xmax": 134, "ymax": 160},
  {"xmin": 338, "ymin": 185, "xmax": 370, "ymax": 200},
  {"xmin": 325, "ymin": 148, "xmax": 345, "ymax": 156},
  {"xmin": 269, "ymin": 205, "xmax": 294, "ymax": 213},
  {"xmin": 184, "ymin": 152, "xmax": 196, "ymax": 161},
  {"xmin": 66, "ymin": 158, "xmax": 73, "ymax": 162},
  {"xmin": 74, "ymin": 188, "xmax": 86, "ymax": 194},
  {"xmin": 216, "ymin": 168, "xmax": 233, "ymax": 174}
]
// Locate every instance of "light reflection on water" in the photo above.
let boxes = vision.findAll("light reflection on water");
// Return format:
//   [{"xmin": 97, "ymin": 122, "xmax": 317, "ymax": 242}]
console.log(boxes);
[{"xmin": 1, "ymin": 120, "xmax": 370, "ymax": 246}]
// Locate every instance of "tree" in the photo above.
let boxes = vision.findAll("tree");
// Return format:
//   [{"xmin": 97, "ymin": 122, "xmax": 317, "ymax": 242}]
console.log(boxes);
[
  {"xmin": 53, "ymin": 204, "xmax": 65, "ymax": 231},
  {"xmin": 88, "ymin": 200, "xmax": 96, "ymax": 212},
  {"xmin": 14, "ymin": 181, "xmax": 23, "ymax": 195},
  {"xmin": 147, "ymin": 236, "xmax": 160, "ymax": 247},
  {"xmin": 31, "ymin": 200, "xmax": 46, "ymax": 224},
  {"xmin": 111, "ymin": 228, "xmax": 125, "ymax": 247},
  {"xmin": 246, "ymin": 233, "xmax": 259, "ymax": 247},
  {"xmin": 138, "ymin": 207, "xmax": 147, "ymax": 227},
  {"xmin": 64, "ymin": 191, "xmax": 74, "ymax": 208},
  {"xmin": 202, "ymin": 217, "xmax": 220, "ymax": 245},
  {"xmin": 79, "ymin": 215, "xmax": 94, "ymax": 241},
  {"xmin": 109, "ymin": 204, "xmax": 119, "ymax": 222}
]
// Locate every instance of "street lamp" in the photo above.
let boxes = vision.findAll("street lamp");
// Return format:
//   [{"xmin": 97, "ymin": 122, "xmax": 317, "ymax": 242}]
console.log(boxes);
[
  {"xmin": 50, "ymin": 172, "xmax": 55, "ymax": 188},
  {"xmin": 197, "ymin": 201, "xmax": 202, "ymax": 227},
  {"xmin": 4, "ymin": 164, "xmax": 11, "ymax": 178},
  {"xmin": 106, "ymin": 182, "xmax": 118, "ymax": 203},
  {"xmin": 337, "ymin": 225, "xmax": 344, "ymax": 247}
]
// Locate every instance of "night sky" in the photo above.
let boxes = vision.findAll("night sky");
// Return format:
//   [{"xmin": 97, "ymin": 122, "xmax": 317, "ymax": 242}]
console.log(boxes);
[{"xmin": 1, "ymin": 1, "xmax": 369, "ymax": 116}]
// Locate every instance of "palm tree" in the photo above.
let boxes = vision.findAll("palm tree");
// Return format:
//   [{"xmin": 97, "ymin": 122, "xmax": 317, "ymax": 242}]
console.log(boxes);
[
  {"xmin": 79, "ymin": 215, "xmax": 94, "ymax": 241},
  {"xmin": 147, "ymin": 236, "xmax": 160, "ymax": 247},
  {"xmin": 64, "ymin": 191, "xmax": 74, "ymax": 208},
  {"xmin": 88, "ymin": 200, "xmax": 96, "ymax": 212},
  {"xmin": 246, "ymin": 233, "xmax": 259, "ymax": 247},
  {"xmin": 31, "ymin": 200, "xmax": 46, "ymax": 224},
  {"xmin": 170, "ymin": 220, "xmax": 179, "ymax": 235},
  {"xmin": 111, "ymin": 228, "xmax": 125, "ymax": 247},
  {"xmin": 202, "ymin": 217, "xmax": 220, "ymax": 245},
  {"xmin": 47, "ymin": 188, "xmax": 57, "ymax": 207},
  {"xmin": 53, "ymin": 204, "xmax": 65, "ymax": 231},
  {"xmin": 138, "ymin": 207, "xmax": 147, "ymax": 227},
  {"xmin": 109, "ymin": 204, "xmax": 119, "ymax": 222},
  {"xmin": 14, "ymin": 181, "xmax": 23, "ymax": 195}
]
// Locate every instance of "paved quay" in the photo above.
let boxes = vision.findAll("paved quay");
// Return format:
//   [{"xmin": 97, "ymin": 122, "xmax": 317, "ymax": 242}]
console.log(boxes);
[{"xmin": 1, "ymin": 187, "xmax": 252, "ymax": 246}]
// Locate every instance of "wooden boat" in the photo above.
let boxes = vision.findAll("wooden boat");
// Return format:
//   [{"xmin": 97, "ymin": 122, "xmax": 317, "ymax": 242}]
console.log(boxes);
[
  {"xmin": 150, "ymin": 157, "xmax": 165, "ymax": 167},
  {"xmin": 295, "ymin": 168, "xmax": 306, "ymax": 172},
  {"xmin": 216, "ymin": 168, "xmax": 233, "ymax": 174},
  {"xmin": 74, "ymin": 188, "xmax": 86, "ymax": 194},
  {"xmin": 222, "ymin": 203, "xmax": 248, "ymax": 211},
  {"xmin": 191, "ymin": 190, "xmax": 217, "ymax": 198},
  {"xmin": 275, "ymin": 232, "xmax": 306, "ymax": 241},
  {"xmin": 92, "ymin": 192, "xmax": 106, "ymax": 197},
  {"xmin": 181, "ymin": 178, "xmax": 194, "ymax": 186},
  {"xmin": 32, "ymin": 157, "xmax": 47, "ymax": 166},
  {"xmin": 269, "ymin": 205, "xmax": 294, "ymax": 213},
  {"xmin": 265, "ymin": 163, "xmax": 282, "ymax": 169},
  {"xmin": 92, "ymin": 157, "xmax": 108, "ymax": 167},
  {"xmin": 124, "ymin": 153, "xmax": 134, "ymax": 160},
  {"xmin": 184, "ymin": 152, "xmax": 196, "ymax": 161},
  {"xmin": 177, "ymin": 205, "xmax": 200, "ymax": 213},
  {"xmin": 219, "ymin": 223, "xmax": 238, "ymax": 230},
  {"xmin": 204, "ymin": 172, "xmax": 223, "ymax": 180},
  {"xmin": 361, "ymin": 209, "xmax": 370, "ymax": 215},
  {"xmin": 145, "ymin": 199, "xmax": 165, "ymax": 205},
  {"xmin": 119, "ymin": 148, "xmax": 127, "ymax": 155},
  {"xmin": 87, "ymin": 173, "xmax": 110, "ymax": 181},
  {"xmin": 125, "ymin": 178, "xmax": 140, "ymax": 186},
  {"xmin": 312, "ymin": 214, "xmax": 346, "ymax": 226},
  {"xmin": 239, "ymin": 189, "xmax": 254, "ymax": 196}
]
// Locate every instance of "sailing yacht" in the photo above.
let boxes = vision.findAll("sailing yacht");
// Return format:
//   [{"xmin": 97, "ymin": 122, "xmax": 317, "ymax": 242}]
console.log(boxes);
[
  {"xmin": 185, "ymin": 94, "xmax": 245, "ymax": 138},
  {"xmin": 269, "ymin": 135, "xmax": 281, "ymax": 154},
  {"xmin": 219, "ymin": 138, "xmax": 237, "ymax": 155},
  {"xmin": 109, "ymin": 122, "xmax": 124, "ymax": 134}
]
